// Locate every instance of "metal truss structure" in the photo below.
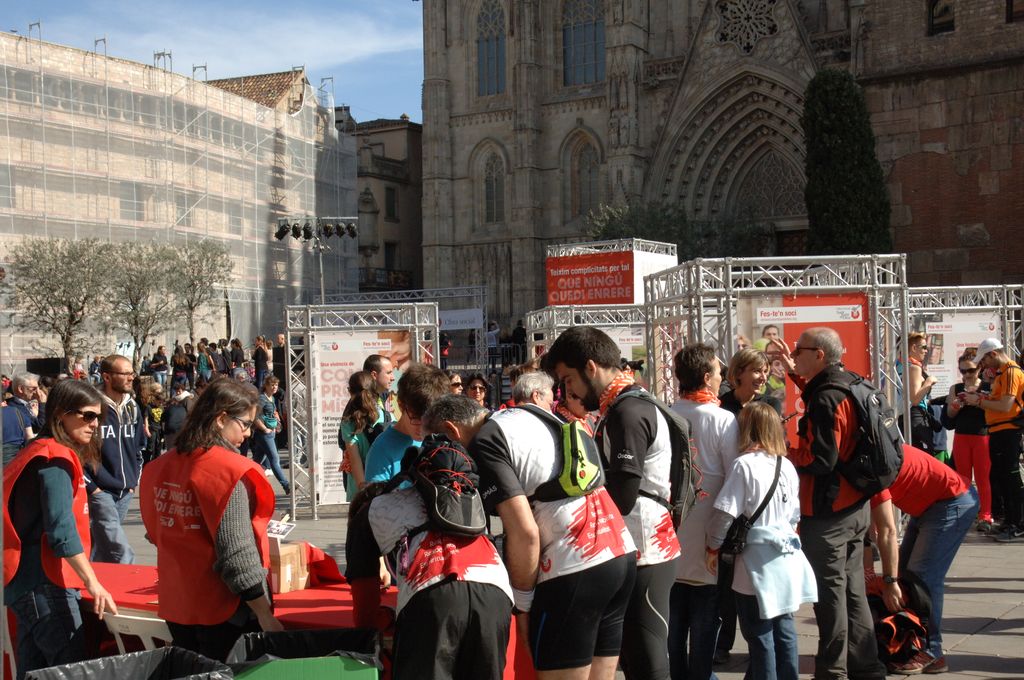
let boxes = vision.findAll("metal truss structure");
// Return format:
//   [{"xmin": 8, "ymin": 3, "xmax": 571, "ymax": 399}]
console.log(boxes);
[
  {"xmin": 324, "ymin": 286, "xmax": 489, "ymax": 369},
  {"xmin": 644, "ymin": 255, "xmax": 910, "ymax": 425},
  {"xmin": 285, "ymin": 302, "xmax": 439, "ymax": 519},
  {"xmin": 525, "ymin": 305, "xmax": 647, "ymax": 358},
  {"xmin": 907, "ymin": 285, "xmax": 1023, "ymax": 358},
  {"xmin": 546, "ymin": 238, "xmax": 678, "ymax": 258}
]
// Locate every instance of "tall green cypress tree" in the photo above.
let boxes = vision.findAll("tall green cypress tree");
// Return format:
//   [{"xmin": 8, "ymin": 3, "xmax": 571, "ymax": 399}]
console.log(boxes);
[{"xmin": 801, "ymin": 69, "xmax": 892, "ymax": 254}]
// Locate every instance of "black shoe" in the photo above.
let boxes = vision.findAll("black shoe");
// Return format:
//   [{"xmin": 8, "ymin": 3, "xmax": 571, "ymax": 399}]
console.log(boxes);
[{"xmin": 713, "ymin": 649, "xmax": 731, "ymax": 666}]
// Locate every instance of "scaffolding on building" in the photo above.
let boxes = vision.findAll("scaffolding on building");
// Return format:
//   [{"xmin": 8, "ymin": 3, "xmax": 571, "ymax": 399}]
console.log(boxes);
[
  {"xmin": 545, "ymin": 238, "xmax": 678, "ymax": 258},
  {"xmin": 0, "ymin": 33, "xmax": 356, "ymax": 360},
  {"xmin": 907, "ymin": 285, "xmax": 1024, "ymax": 359},
  {"xmin": 525, "ymin": 304, "xmax": 647, "ymax": 358}
]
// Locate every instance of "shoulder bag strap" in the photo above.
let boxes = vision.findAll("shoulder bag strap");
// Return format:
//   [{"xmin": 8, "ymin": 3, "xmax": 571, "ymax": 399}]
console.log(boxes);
[{"xmin": 748, "ymin": 456, "xmax": 782, "ymax": 525}]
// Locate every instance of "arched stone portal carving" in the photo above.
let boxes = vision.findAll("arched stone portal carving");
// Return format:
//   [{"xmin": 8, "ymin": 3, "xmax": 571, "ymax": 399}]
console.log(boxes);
[{"xmin": 651, "ymin": 72, "xmax": 807, "ymax": 223}]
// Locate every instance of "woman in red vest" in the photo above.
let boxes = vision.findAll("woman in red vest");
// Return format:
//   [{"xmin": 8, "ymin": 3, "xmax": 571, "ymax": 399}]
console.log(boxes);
[
  {"xmin": 3, "ymin": 379, "xmax": 118, "ymax": 677},
  {"xmin": 140, "ymin": 377, "xmax": 281, "ymax": 662}
]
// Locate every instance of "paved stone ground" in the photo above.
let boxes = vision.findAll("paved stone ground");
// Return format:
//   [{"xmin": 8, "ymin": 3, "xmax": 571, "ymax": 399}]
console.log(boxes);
[{"xmin": 122, "ymin": 474, "xmax": 1024, "ymax": 679}]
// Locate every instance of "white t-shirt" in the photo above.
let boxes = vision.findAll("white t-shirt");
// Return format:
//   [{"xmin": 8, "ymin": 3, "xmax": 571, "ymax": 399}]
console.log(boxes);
[
  {"xmin": 471, "ymin": 408, "xmax": 636, "ymax": 583},
  {"xmin": 712, "ymin": 451, "xmax": 801, "ymax": 596},
  {"xmin": 368, "ymin": 487, "xmax": 513, "ymax": 613},
  {"xmin": 670, "ymin": 399, "xmax": 739, "ymax": 585}
]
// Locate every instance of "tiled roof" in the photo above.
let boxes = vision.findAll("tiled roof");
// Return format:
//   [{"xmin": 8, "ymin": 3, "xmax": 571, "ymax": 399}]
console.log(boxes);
[{"xmin": 208, "ymin": 70, "xmax": 303, "ymax": 109}]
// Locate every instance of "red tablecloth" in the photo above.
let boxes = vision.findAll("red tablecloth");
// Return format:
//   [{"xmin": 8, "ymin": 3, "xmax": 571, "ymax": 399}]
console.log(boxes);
[{"xmin": 86, "ymin": 563, "xmax": 535, "ymax": 679}]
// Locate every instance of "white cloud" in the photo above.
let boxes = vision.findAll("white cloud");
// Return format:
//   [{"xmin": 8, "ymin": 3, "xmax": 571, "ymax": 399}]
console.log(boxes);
[{"xmin": 30, "ymin": 0, "xmax": 423, "ymax": 80}]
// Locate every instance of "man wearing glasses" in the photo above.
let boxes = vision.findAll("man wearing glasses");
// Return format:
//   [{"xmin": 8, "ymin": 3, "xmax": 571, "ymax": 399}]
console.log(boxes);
[
  {"xmin": 774, "ymin": 328, "xmax": 887, "ymax": 680},
  {"xmin": 86, "ymin": 354, "xmax": 146, "ymax": 564}
]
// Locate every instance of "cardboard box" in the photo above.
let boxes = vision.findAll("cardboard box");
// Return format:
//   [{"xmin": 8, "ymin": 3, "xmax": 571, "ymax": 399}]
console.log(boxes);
[{"xmin": 269, "ymin": 542, "xmax": 309, "ymax": 594}]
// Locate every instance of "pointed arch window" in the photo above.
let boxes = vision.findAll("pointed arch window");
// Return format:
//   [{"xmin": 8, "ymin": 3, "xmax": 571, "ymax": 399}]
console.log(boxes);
[
  {"xmin": 562, "ymin": 0, "xmax": 605, "ymax": 86},
  {"xmin": 927, "ymin": 0, "xmax": 954, "ymax": 34},
  {"xmin": 484, "ymin": 154, "xmax": 505, "ymax": 224},
  {"xmin": 572, "ymin": 143, "xmax": 601, "ymax": 218},
  {"xmin": 477, "ymin": 0, "xmax": 506, "ymax": 96}
]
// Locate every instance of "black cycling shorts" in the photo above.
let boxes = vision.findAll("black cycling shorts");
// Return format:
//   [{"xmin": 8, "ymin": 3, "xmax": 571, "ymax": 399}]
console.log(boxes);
[{"xmin": 529, "ymin": 553, "xmax": 637, "ymax": 671}]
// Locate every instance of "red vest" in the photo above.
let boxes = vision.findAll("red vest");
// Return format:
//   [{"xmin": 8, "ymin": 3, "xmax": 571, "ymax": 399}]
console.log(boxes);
[
  {"xmin": 3, "ymin": 438, "xmax": 91, "ymax": 590},
  {"xmin": 140, "ymin": 445, "xmax": 275, "ymax": 625}
]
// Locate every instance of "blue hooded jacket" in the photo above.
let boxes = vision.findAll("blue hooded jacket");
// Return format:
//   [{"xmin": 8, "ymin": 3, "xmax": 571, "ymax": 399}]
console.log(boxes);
[{"xmin": 86, "ymin": 393, "xmax": 146, "ymax": 494}]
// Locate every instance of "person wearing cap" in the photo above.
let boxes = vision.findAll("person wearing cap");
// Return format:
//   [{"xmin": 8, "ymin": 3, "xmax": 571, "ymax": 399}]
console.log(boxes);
[{"xmin": 962, "ymin": 338, "xmax": 1024, "ymax": 542}]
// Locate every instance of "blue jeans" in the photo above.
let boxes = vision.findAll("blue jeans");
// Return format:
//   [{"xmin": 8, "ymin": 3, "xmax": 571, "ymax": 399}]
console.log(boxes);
[
  {"xmin": 668, "ymin": 582, "xmax": 720, "ymax": 680},
  {"xmin": 153, "ymin": 371, "xmax": 167, "ymax": 387},
  {"xmin": 88, "ymin": 490, "xmax": 135, "ymax": 564},
  {"xmin": 735, "ymin": 593, "xmax": 799, "ymax": 680},
  {"xmin": 253, "ymin": 432, "xmax": 289, "ymax": 492},
  {"xmin": 900, "ymin": 489, "xmax": 979, "ymax": 659},
  {"xmin": 9, "ymin": 583, "xmax": 85, "ymax": 680}
]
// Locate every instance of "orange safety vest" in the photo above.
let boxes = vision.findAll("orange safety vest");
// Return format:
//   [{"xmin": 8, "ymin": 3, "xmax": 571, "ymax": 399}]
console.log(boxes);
[
  {"xmin": 3, "ymin": 438, "xmax": 92, "ymax": 590},
  {"xmin": 140, "ymin": 445, "xmax": 275, "ymax": 625}
]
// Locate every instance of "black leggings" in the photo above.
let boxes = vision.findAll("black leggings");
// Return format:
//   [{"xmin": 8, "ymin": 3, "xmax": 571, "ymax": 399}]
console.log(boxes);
[
  {"xmin": 989, "ymin": 429, "xmax": 1024, "ymax": 528},
  {"xmin": 619, "ymin": 558, "xmax": 677, "ymax": 680}
]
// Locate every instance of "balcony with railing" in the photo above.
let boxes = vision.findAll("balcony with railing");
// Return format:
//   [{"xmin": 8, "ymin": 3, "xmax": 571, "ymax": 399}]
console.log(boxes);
[{"xmin": 359, "ymin": 267, "xmax": 413, "ymax": 291}]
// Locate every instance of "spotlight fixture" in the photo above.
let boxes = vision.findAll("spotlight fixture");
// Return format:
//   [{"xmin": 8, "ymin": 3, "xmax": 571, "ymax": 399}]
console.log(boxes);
[
  {"xmin": 302, "ymin": 222, "xmax": 314, "ymax": 240},
  {"xmin": 291, "ymin": 223, "xmax": 302, "ymax": 239},
  {"xmin": 273, "ymin": 219, "xmax": 290, "ymax": 240},
  {"xmin": 322, "ymin": 223, "xmax": 335, "ymax": 238},
  {"xmin": 345, "ymin": 223, "xmax": 358, "ymax": 238}
]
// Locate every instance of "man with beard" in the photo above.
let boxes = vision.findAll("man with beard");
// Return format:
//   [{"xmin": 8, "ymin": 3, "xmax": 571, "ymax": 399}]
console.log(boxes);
[
  {"xmin": 543, "ymin": 326, "xmax": 680, "ymax": 680},
  {"xmin": 88, "ymin": 355, "xmax": 146, "ymax": 563}
]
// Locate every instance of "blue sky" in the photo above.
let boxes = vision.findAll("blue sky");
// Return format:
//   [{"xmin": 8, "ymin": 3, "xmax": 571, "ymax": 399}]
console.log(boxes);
[{"xmin": 5, "ymin": 0, "xmax": 425, "ymax": 122}]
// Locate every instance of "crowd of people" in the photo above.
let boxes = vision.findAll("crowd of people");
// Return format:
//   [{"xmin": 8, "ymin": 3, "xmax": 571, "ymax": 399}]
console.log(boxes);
[{"xmin": 1, "ymin": 324, "xmax": 1021, "ymax": 680}]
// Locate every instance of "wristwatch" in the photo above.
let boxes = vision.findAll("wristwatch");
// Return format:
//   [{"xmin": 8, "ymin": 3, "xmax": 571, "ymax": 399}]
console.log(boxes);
[{"xmin": 882, "ymin": 575, "xmax": 898, "ymax": 584}]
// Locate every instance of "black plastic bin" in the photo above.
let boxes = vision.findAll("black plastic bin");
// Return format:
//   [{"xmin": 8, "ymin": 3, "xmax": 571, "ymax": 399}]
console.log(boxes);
[
  {"xmin": 225, "ymin": 628, "xmax": 380, "ymax": 678},
  {"xmin": 24, "ymin": 647, "xmax": 232, "ymax": 680}
]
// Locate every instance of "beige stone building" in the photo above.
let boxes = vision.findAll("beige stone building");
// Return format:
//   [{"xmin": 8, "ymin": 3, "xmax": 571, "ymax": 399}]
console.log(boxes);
[
  {"xmin": 337, "ymin": 110, "xmax": 424, "ymax": 291},
  {"xmin": 421, "ymin": 0, "xmax": 1024, "ymax": 325},
  {"xmin": 0, "ymin": 34, "xmax": 357, "ymax": 367}
]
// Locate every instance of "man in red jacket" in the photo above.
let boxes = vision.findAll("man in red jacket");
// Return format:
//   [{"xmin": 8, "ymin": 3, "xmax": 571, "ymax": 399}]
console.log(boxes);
[{"xmin": 777, "ymin": 327, "xmax": 887, "ymax": 680}]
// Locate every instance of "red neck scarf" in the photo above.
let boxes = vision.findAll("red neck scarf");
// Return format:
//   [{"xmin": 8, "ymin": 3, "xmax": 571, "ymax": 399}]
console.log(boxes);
[
  {"xmin": 598, "ymin": 372, "xmax": 635, "ymax": 416},
  {"xmin": 681, "ymin": 388, "xmax": 721, "ymax": 406},
  {"xmin": 909, "ymin": 357, "xmax": 923, "ymax": 368}
]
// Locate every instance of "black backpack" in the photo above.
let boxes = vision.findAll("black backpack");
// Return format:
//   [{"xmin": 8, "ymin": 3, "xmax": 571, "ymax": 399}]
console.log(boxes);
[
  {"xmin": 817, "ymin": 371, "xmax": 904, "ymax": 495},
  {"xmin": 384, "ymin": 434, "xmax": 487, "ymax": 538},
  {"xmin": 600, "ymin": 388, "xmax": 699, "ymax": 527}
]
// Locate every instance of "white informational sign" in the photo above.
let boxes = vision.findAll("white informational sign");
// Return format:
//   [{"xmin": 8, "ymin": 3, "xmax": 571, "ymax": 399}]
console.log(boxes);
[
  {"xmin": 632, "ymin": 250, "xmax": 679, "ymax": 305},
  {"xmin": 309, "ymin": 330, "xmax": 410, "ymax": 504},
  {"xmin": 922, "ymin": 312, "xmax": 1002, "ymax": 396},
  {"xmin": 756, "ymin": 305, "xmax": 864, "ymax": 324},
  {"xmin": 602, "ymin": 325, "xmax": 647, "ymax": 362},
  {"xmin": 439, "ymin": 308, "xmax": 484, "ymax": 331}
]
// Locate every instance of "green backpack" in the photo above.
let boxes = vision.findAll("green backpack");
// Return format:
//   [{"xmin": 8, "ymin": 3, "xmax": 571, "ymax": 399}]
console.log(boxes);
[{"xmin": 518, "ymin": 404, "xmax": 605, "ymax": 502}]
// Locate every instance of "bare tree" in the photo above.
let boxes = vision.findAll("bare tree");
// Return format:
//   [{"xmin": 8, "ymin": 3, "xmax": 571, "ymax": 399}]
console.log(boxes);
[
  {"xmin": 107, "ymin": 243, "xmax": 177, "ymax": 370},
  {"xmin": 168, "ymin": 239, "xmax": 234, "ymax": 344},
  {"xmin": 5, "ymin": 238, "xmax": 111, "ymax": 364}
]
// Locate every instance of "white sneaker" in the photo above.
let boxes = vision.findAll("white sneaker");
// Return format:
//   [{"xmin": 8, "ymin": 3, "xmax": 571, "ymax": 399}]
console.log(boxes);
[{"xmin": 264, "ymin": 469, "xmax": 273, "ymax": 476}]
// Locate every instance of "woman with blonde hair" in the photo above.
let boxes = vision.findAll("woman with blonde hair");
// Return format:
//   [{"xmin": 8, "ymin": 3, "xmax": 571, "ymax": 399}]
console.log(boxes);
[
  {"xmin": 903, "ymin": 331, "xmax": 938, "ymax": 452},
  {"xmin": 705, "ymin": 402, "xmax": 816, "ymax": 680},
  {"xmin": 3, "ymin": 379, "xmax": 118, "ymax": 676},
  {"xmin": 721, "ymin": 348, "xmax": 782, "ymax": 416}
]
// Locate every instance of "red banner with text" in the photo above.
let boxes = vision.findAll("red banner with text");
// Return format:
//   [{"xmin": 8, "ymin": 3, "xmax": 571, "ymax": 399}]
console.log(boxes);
[{"xmin": 546, "ymin": 251, "xmax": 635, "ymax": 305}]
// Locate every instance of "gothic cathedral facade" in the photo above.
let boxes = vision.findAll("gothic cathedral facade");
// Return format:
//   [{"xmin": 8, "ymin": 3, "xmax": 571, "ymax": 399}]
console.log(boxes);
[{"xmin": 422, "ymin": 1, "xmax": 1024, "ymax": 324}]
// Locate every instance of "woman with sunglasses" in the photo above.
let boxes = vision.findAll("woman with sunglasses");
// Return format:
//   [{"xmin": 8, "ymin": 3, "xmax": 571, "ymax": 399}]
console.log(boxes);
[
  {"xmin": 903, "ymin": 332, "xmax": 938, "ymax": 453},
  {"xmin": 444, "ymin": 369, "xmax": 464, "ymax": 395},
  {"xmin": 140, "ymin": 377, "xmax": 282, "ymax": 662},
  {"xmin": 465, "ymin": 372, "xmax": 491, "ymax": 410},
  {"xmin": 943, "ymin": 349, "xmax": 994, "ymax": 531},
  {"xmin": 3, "ymin": 379, "xmax": 118, "ymax": 677}
]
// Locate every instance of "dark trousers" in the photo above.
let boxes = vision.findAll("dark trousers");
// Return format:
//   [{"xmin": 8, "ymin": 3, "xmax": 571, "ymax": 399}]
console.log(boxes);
[
  {"xmin": 668, "ymin": 582, "xmax": 720, "ymax": 680},
  {"xmin": 167, "ymin": 617, "xmax": 260, "ymax": 663},
  {"xmin": 620, "ymin": 559, "xmax": 676, "ymax": 680},
  {"xmin": 393, "ymin": 580, "xmax": 511, "ymax": 680},
  {"xmin": 989, "ymin": 428, "xmax": 1024, "ymax": 528},
  {"xmin": 800, "ymin": 506, "xmax": 886, "ymax": 680}
]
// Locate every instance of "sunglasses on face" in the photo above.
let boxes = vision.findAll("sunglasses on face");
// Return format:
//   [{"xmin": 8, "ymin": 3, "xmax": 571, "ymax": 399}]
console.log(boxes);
[
  {"xmin": 468, "ymin": 384, "xmax": 487, "ymax": 392},
  {"xmin": 959, "ymin": 367, "xmax": 978, "ymax": 374},
  {"xmin": 791, "ymin": 345, "xmax": 820, "ymax": 356},
  {"xmin": 70, "ymin": 409, "xmax": 102, "ymax": 423},
  {"xmin": 230, "ymin": 415, "xmax": 254, "ymax": 432}
]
